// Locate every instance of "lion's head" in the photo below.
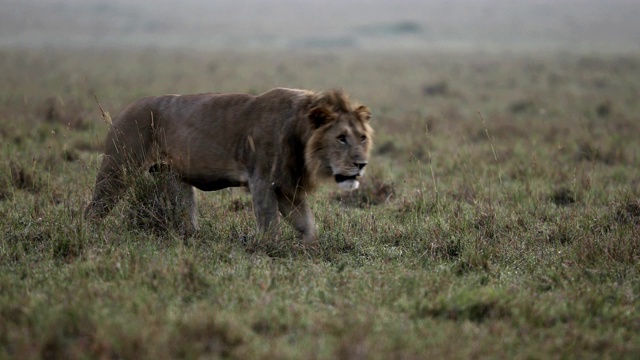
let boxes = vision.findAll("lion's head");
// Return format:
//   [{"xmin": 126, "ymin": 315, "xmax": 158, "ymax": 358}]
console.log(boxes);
[{"xmin": 305, "ymin": 90, "xmax": 373, "ymax": 191}]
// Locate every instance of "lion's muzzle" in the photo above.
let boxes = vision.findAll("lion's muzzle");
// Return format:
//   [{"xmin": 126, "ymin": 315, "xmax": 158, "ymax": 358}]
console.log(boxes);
[
  {"xmin": 334, "ymin": 173, "xmax": 361, "ymax": 191},
  {"xmin": 333, "ymin": 160, "xmax": 368, "ymax": 191}
]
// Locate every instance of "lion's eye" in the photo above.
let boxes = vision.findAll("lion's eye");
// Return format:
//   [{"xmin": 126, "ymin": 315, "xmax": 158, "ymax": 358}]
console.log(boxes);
[
  {"xmin": 360, "ymin": 135, "xmax": 367, "ymax": 143},
  {"xmin": 337, "ymin": 134, "xmax": 347, "ymax": 144}
]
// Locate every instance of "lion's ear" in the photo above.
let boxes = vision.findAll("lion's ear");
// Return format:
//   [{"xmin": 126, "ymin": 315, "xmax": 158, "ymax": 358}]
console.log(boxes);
[
  {"xmin": 308, "ymin": 106, "xmax": 335, "ymax": 128},
  {"xmin": 355, "ymin": 105, "xmax": 371, "ymax": 121}
]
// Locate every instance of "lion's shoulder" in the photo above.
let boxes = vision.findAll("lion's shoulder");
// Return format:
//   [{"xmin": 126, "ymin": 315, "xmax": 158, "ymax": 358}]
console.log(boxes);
[
  {"xmin": 255, "ymin": 88, "xmax": 315, "ymax": 105},
  {"xmin": 260, "ymin": 87, "xmax": 313, "ymax": 96}
]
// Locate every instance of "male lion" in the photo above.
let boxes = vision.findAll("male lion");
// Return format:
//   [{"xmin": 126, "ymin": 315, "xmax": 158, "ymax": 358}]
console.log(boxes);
[{"xmin": 84, "ymin": 88, "xmax": 373, "ymax": 244}]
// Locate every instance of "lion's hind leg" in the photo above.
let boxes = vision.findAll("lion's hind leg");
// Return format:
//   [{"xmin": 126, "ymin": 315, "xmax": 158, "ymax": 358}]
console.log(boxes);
[
  {"xmin": 84, "ymin": 154, "xmax": 130, "ymax": 221},
  {"xmin": 85, "ymin": 120, "xmax": 154, "ymax": 222},
  {"xmin": 168, "ymin": 171, "xmax": 198, "ymax": 238},
  {"xmin": 126, "ymin": 163, "xmax": 198, "ymax": 237}
]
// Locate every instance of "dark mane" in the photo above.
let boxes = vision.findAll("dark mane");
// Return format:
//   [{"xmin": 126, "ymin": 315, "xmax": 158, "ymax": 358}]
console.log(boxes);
[{"xmin": 310, "ymin": 89, "xmax": 353, "ymax": 113}]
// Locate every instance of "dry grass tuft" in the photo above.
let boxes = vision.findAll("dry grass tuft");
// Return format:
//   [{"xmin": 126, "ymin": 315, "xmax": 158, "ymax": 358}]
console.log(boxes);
[
  {"xmin": 40, "ymin": 308, "xmax": 107, "ymax": 360},
  {"xmin": 228, "ymin": 197, "xmax": 252, "ymax": 212},
  {"xmin": 8, "ymin": 160, "xmax": 41, "ymax": 193},
  {"xmin": 417, "ymin": 299, "xmax": 510, "ymax": 323},
  {"xmin": 171, "ymin": 309, "xmax": 247, "ymax": 359},
  {"xmin": 335, "ymin": 325, "xmax": 372, "ymax": 360},
  {"xmin": 0, "ymin": 173, "xmax": 10, "ymax": 201}
]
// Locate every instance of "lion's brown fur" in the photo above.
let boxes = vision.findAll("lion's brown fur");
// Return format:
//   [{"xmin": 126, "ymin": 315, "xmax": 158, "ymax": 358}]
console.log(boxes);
[{"xmin": 85, "ymin": 88, "xmax": 373, "ymax": 243}]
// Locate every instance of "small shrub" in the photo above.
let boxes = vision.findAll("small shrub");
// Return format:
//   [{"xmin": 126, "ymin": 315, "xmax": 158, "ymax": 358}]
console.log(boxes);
[
  {"xmin": 614, "ymin": 198, "xmax": 640, "ymax": 224},
  {"xmin": 421, "ymin": 300, "xmax": 510, "ymax": 323},
  {"xmin": 508, "ymin": 99, "xmax": 536, "ymax": 114},
  {"xmin": 39, "ymin": 97, "xmax": 90, "ymax": 130},
  {"xmin": 551, "ymin": 187, "xmax": 576, "ymax": 206},
  {"xmin": 375, "ymin": 140, "xmax": 398, "ymax": 156},
  {"xmin": 575, "ymin": 141, "xmax": 626, "ymax": 165},
  {"xmin": 595, "ymin": 100, "xmax": 612, "ymax": 118},
  {"xmin": 422, "ymin": 81, "xmax": 448, "ymax": 97}
]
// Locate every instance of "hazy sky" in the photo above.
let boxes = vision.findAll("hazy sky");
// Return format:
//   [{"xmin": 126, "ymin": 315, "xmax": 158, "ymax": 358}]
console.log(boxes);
[{"xmin": 1, "ymin": 0, "xmax": 639, "ymax": 53}]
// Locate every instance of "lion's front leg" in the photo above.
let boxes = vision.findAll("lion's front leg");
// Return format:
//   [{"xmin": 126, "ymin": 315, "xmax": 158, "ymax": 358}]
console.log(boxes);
[
  {"xmin": 277, "ymin": 191, "xmax": 317, "ymax": 245},
  {"xmin": 249, "ymin": 180, "xmax": 280, "ymax": 240}
]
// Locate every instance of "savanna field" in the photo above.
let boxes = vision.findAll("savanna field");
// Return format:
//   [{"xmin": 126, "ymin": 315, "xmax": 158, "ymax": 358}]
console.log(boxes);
[{"xmin": 1, "ymin": 48, "xmax": 639, "ymax": 358}]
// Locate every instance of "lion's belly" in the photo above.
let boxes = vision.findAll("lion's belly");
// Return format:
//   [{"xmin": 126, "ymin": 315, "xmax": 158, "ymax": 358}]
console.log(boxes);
[
  {"xmin": 183, "ymin": 174, "xmax": 248, "ymax": 191},
  {"xmin": 164, "ymin": 141, "xmax": 249, "ymax": 191}
]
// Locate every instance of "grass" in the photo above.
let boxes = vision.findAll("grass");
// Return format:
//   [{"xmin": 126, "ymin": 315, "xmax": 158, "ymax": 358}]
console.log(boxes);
[{"xmin": 1, "ymin": 48, "xmax": 639, "ymax": 359}]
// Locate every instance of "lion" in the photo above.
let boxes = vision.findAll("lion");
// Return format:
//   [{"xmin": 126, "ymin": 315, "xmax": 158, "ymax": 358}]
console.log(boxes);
[{"xmin": 84, "ymin": 88, "xmax": 373, "ymax": 244}]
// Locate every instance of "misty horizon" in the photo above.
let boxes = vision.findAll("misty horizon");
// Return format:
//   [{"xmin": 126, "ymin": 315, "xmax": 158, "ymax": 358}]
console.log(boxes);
[{"xmin": 1, "ymin": 0, "xmax": 639, "ymax": 53}]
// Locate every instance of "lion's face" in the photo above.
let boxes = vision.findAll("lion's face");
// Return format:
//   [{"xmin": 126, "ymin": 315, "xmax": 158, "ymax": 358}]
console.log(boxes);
[{"xmin": 307, "ymin": 104, "xmax": 373, "ymax": 191}]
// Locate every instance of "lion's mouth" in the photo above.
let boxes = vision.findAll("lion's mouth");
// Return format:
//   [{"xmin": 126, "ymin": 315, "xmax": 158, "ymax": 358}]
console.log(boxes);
[
  {"xmin": 334, "ymin": 174, "xmax": 358, "ymax": 183},
  {"xmin": 334, "ymin": 173, "xmax": 361, "ymax": 191}
]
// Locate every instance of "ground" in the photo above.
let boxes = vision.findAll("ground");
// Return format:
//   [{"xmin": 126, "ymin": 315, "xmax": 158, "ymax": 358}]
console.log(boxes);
[{"xmin": 0, "ymin": 48, "xmax": 639, "ymax": 359}]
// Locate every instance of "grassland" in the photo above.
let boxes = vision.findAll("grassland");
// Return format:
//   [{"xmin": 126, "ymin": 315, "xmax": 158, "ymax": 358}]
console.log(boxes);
[{"xmin": 0, "ymin": 48, "xmax": 639, "ymax": 359}]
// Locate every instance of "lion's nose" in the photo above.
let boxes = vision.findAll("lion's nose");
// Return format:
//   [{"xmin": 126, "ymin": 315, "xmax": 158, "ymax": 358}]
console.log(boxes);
[{"xmin": 355, "ymin": 161, "xmax": 367, "ymax": 170}]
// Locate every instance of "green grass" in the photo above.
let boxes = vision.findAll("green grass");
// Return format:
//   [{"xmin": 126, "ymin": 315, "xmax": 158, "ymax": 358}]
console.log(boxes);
[{"xmin": 1, "ymin": 48, "xmax": 639, "ymax": 359}]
